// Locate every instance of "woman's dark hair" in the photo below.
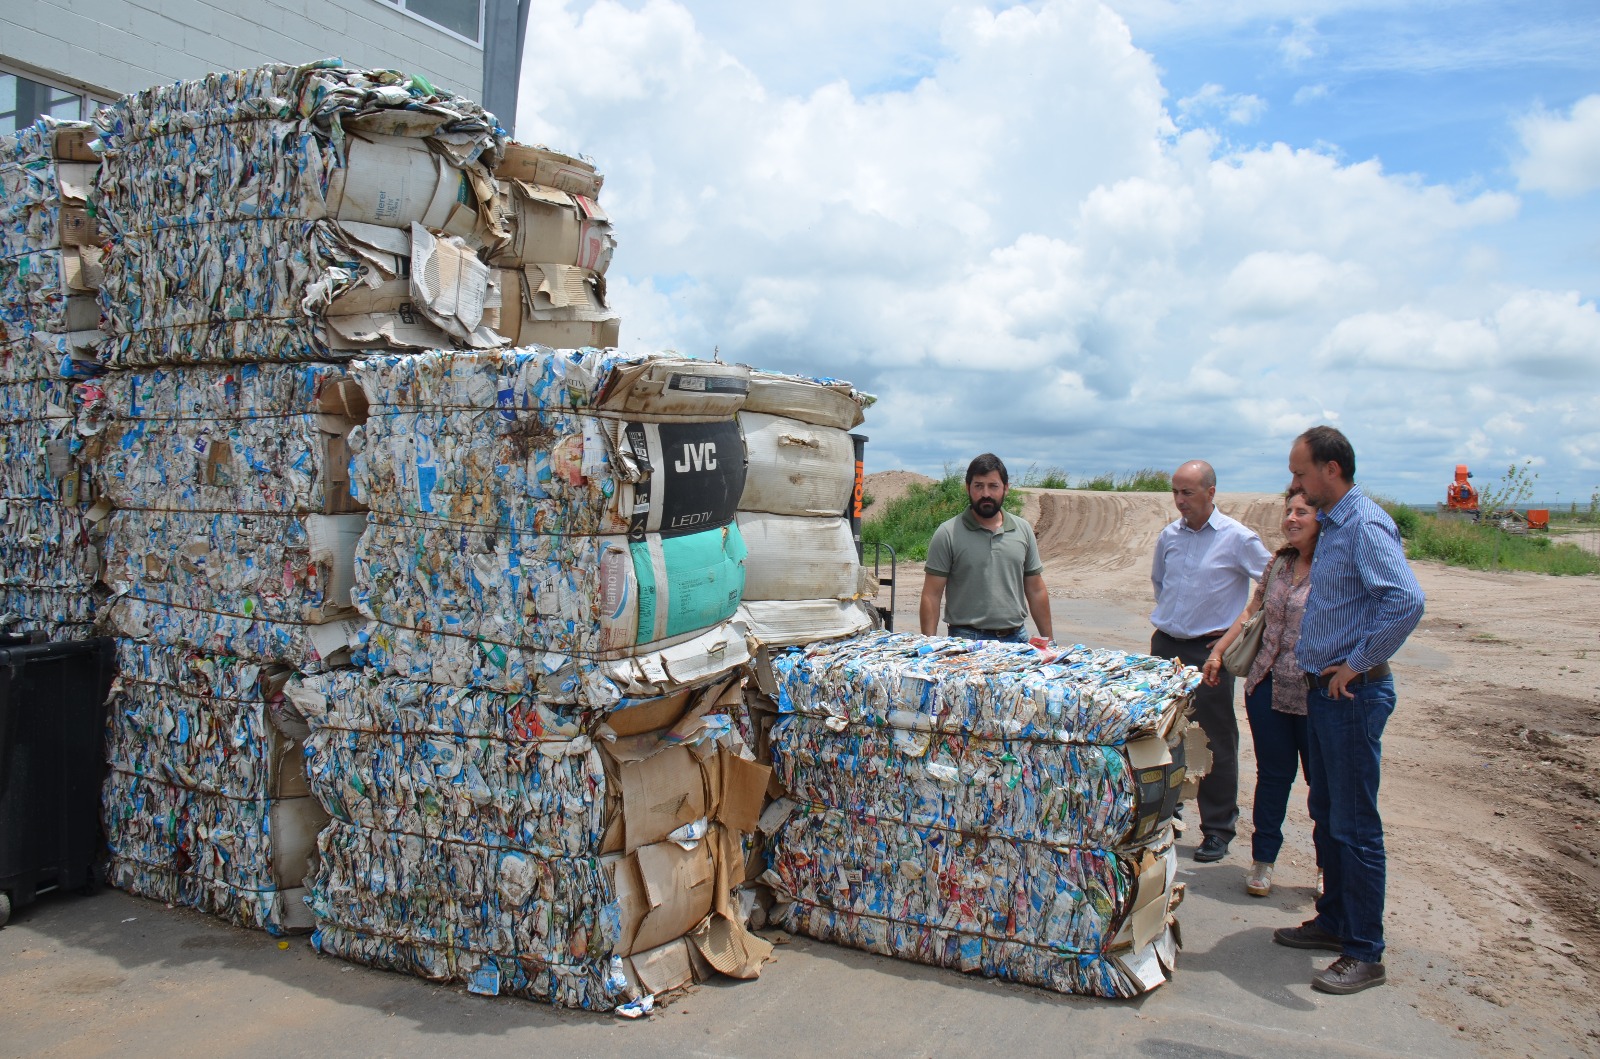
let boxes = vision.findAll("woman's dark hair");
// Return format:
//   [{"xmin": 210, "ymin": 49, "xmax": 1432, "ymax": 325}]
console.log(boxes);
[
  {"xmin": 966, "ymin": 453, "xmax": 1008, "ymax": 486},
  {"xmin": 1274, "ymin": 485, "xmax": 1318, "ymax": 559}
]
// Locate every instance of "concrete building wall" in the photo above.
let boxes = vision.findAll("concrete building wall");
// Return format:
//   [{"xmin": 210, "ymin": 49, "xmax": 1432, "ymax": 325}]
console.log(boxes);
[{"xmin": 1, "ymin": 0, "xmax": 483, "ymax": 103}]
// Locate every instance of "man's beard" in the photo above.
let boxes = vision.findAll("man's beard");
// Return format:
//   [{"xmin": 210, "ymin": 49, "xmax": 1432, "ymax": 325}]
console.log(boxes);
[{"xmin": 971, "ymin": 496, "xmax": 1001, "ymax": 518}]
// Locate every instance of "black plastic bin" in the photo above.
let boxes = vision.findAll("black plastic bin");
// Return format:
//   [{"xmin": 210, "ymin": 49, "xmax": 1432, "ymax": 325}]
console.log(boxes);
[{"xmin": 0, "ymin": 636, "xmax": 116, "ymax": 927}]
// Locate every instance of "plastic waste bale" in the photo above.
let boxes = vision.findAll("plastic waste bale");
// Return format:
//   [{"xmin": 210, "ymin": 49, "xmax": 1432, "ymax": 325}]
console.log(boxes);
[
  {"xmin": 100, "ymin": 639, "xmax": 328, "ymax": 933},
  {"xmin": 762, "ymin": 632, "xmax": 1198, "ymax": 997},
  {"xmin": 295, "ymin": 668, "xmax": 773, "ymax": 1009},
  {"xmin": 769, "ymin": 805, "xmax": 1178, "ymax": 997},
  {"xmin": 102, "ymin": 507, "xmax": 364, "ymax": 621},
  {"xmin": 91, "ymin": 60, "xmax": 509, "ymax": 367},
  {"xmin": 0, "ymin": 117, "xmax": 103, "ymax": 639},
  {"xmin": 79, "ymin": 363, "xmax": 367, "ymax": 514},
  {"xmin": 81, "ymin": 361, "xmax": 369, "ymax": 669},
  {"xmin": 348, "ymin": 347, "xmax": 757, "ymax": 702}
]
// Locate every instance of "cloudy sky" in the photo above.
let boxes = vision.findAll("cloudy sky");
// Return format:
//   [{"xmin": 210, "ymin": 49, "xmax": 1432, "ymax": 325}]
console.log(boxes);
[{"xmin": 516, "ymin": 0, "xmax": 1600, "ymax": 502}]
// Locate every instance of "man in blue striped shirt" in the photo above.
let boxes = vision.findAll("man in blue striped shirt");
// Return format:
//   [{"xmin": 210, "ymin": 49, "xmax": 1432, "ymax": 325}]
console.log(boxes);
[{"xmin": 1272, "ymin": 425, "xmax": 1424, "ymax": 996}]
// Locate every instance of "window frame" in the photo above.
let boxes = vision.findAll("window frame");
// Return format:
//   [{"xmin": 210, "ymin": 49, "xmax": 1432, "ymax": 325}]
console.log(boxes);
[
  {"xmin": 0, "ymin": 62, "xmax": 115, "ymax": 135},
  {"xmin": 370, "ymin": 0, "xmax": 487, "ymax": 49}
]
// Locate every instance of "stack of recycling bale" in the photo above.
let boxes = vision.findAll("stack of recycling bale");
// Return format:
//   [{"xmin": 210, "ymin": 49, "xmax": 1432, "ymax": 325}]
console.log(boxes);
[
  {"xmin": 82, "ymin": 60, "xmax": 507, "ymax": 931},
  {"xmin": 0, "ymin": 118, "xmax": 103, "ymax": 638},
  {"xmin": 733, "ymin": 371, "xmax": 878, "ymax": 651},
  {"xmin": 294, "ymin": 347, "xmax": 771, "ymax": 1008},
  {"xmin": 763, "ymin": 632, "xmax": 1196, "ymax": 997}
]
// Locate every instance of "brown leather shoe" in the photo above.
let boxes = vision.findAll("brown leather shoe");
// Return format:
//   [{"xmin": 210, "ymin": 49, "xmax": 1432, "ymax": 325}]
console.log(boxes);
[
  {"xmin": 1272, "ymin": 919, "xmax": 1343, "ymax": 952},
  {"xmin": 1312, "ymin": 955, "xmax": 1387, "ymax": 994}
]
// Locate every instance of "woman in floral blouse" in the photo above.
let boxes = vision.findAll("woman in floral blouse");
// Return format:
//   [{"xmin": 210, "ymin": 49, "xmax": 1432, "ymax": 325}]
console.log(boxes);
[{"xmin": 1201, "ymin": 487, "xmax": 1321, "ymax": 898}]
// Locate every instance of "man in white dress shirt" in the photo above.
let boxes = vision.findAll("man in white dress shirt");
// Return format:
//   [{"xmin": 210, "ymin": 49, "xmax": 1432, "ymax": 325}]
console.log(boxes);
[{"xmin": 1151, "ymin": 460, "xmax": 1273, "ymax": 862}]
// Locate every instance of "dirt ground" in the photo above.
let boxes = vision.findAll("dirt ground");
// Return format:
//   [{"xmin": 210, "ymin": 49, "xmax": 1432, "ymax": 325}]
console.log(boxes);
[
  {"xmin": 861, "ymin": 469, "xmax": 934, "ymax": 514},
  {"xmin": 871, "ymin": 483, "xmax": 1600, "ymax": 1057}
]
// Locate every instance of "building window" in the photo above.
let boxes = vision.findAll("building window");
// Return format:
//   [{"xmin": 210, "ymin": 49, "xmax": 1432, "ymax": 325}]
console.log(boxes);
[
  {"xmin": 374, "ymin": 0, "xmax": 485, "ymax": 47},
  {"xmin": 0, "ymin": 67, "xmax": 112, "ymax": 136}
]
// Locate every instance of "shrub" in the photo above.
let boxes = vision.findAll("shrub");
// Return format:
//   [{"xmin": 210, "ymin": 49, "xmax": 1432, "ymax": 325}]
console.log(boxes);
[
  {"xmin": 1405, "ymin": 513, "xmax": 1600, "ymax": 575},
  {"xmin": 1378, "ymin": 500, "xmax": 1420, "ymax": 539}
]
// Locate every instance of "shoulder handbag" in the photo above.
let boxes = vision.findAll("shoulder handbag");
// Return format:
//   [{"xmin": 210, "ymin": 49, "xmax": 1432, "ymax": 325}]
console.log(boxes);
[{"xmin": 1220, "ymin": 556, "xmax": 1282, "ymax": 678}]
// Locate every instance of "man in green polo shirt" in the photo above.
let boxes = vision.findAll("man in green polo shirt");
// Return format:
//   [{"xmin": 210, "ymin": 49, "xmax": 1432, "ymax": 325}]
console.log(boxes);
[{"xmin": 919, "ymin": 453, "xmax": 1054, "ymax": 642}]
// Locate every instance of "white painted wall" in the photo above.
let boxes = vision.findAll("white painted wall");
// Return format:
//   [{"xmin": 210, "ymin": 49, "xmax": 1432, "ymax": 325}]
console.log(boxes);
[{"xmin": 1, "ymin": 0, "xmax": 482, "ymax": 101}]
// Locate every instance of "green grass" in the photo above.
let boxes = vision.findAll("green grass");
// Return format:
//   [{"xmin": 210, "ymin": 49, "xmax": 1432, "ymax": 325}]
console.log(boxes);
[
  {"xmin": 1020, "ymin": 464, "xmax": 1071, "ymax": 489},
  {"xmin": 1077, "ymin": 468, "xmax": 1171, "ymax": 492},
  {"xmin": 1386, "ymin": 505, "xmax": 1600, "ymax": 575},
  {"xmin": 862, "ymin": 474, "xmax": 1023, "ymax": 561}
]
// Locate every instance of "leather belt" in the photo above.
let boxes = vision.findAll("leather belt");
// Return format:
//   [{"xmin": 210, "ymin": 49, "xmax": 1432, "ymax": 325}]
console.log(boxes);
[
  {"xmin": 1304, "ymin": 661, "xmax": 1392, "ymax": 691},
  {"xmin": 1158, "ymin": 629, "xmax": 1228, "ymax": 644},
  {"xmin": 950, "ymin": 625, "xmax": 1022, "ymax": 638}
]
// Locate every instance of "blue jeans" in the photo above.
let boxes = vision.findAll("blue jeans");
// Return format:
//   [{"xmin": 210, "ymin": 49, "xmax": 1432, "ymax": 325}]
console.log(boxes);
[
  {"xmin": 947, "ymin": 624, "xmax": 1027, "ymax": 643},
  {"xmin": 1305, "ymin": 678, "xmax": 1396, "ymax": 963},
  {"xmin": 1244, "ymin": 675, "xmax": 1311, "ymax": 864}
]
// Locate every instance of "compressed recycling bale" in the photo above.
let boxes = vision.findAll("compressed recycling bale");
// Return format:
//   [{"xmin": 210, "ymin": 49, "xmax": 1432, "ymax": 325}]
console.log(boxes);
[
  {"xmin": 772, "ymin": 632, "xmax": 1195, "ymax": 745},
  {"xmin": 0, "ymin": 583, "xmax": 97, "ymax": 638},
  {"xmin": 104, "ymin": 594, "xmax": 362, "ymax": 671},
  {"xmin": 742, "ymin": 370, "xmax": 871, "ymax": 430},
  {"xmin": 353, "ymin": 404, "xmax": 745, "ymax": 536},
  {"xmin": 103, "ymin": 773, "xmax": 324, "ymax": 933},
  {"xmin": 80, "ymin": 362, "xmax": 367, "ymax": 514},
  {"xmin": 736, "ymin": 512, "xmax": 861, "ymax": 602},
  {"xmin": 770, "ymin": 804, "xmax": 1173, "ymax": 955},
  {"xmin": 101, "ymin": 509, "xmax": 365, "ymax": 626},
  {"xmin": 297, "ymin": 668, "xmax": 773, "ymax": 1009},
  {"xmin": 736, "ymin": 411, "xmax": 855, "ymax": 517},
  {"xmin": 0, "ymin": 148, "xmax": 95, "ymax": 258},
  {"xmin": 358, "ymin": 616, "xmax": 749, "ymax": 704},
  {"xmin": 0, "ymin": 248, "xmax": 101, "ymax": 335},
  {"xmin": 735, "ymin": 598, "xmax": 878, "ymax": 650},
  {"xmin": 351, "ymin": 347, "xmax": 750, "ymax": 422},
  {"xmin": 92, "ymin": 61, "xmax": 508, "ymax": 366},
  {"xmin": 0, "ymin": 118, "xmax": 102, "ymax": 638},
  {"xmin": 299, "ymin": 670, "xmax": 762, "ymax": 858},
  {"xmin": 762, "ymin": 633, "xmax": 1197, "ymax": 997},
  {"xmin": 101, "ymin": 640, "xmax": 329, "ymax": 933},
  {"xmin": 0, "ymin": 498, "xmax": 97, "ymax": 589},
  {"xmin": 351, "ymin": 349, "xmax": 757, "ymax": 703},
  {"xmin": 772, "ymin": 713, "xmax": 1183, "ymax": 850},
  {"xmin": 354, "ymin": 519, "xmax": 748, "ymax": 665},
  {"xmin": 105, "ymin": 640, "xmax": 311, "ymax": 802}
]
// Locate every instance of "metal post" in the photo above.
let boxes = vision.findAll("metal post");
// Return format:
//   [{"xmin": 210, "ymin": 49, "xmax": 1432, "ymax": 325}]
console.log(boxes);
[{"xmin": 848, "ymin": 433, "xmax": 867, "ymax": 562}]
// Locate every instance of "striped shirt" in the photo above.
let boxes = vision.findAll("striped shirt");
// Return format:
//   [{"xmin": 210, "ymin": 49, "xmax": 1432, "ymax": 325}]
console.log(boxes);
[{"xmin": 1295, "ymin": 485, "xmax": 1425, "ymax": 674}]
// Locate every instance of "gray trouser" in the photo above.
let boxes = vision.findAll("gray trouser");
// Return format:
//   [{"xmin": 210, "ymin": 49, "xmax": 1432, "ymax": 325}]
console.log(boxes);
[{"xmin": 1152, "ymin": 629, "xmax": 1239, "ymax": 843}]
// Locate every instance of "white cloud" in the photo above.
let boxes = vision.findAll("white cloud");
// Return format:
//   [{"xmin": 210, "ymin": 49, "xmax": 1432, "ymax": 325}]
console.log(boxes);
[
  {"xmin": 1222, "ymin": 251, "xmax": 1373, "ymax": 317},
  {"xmin": 514, "ymin": 0, "xmax": 1600, "ymax": 493},
  {"xmin": 1277, "ymin": 17, "xmax": 1323, "ymax": 65},
  {"xmin": 1293, "ymin": 83, "xmax": 1329, "ymax": 105},
  {"xmin": 1514, "ymin": 95, "xmax": 1600, "ymax": 197},
  {"xmin": 1178, "ymin": 83, "xmax": 1267, "ymax": 126}
]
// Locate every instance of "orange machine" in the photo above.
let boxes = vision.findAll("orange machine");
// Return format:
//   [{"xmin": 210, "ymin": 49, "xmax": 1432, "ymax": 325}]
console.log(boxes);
[{"xmin": 1445, "ymin": 464, "xmax": 1478, "ymax": 513}]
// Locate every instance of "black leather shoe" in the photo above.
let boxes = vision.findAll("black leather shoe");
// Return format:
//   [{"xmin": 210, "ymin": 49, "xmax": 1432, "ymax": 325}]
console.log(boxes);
[
  {"xmin": 1312, "ymin": 955, "xmax": 1387, "ymax": 994},
  {"xmin": 1193, "ymin": 834, "xmax": 1230, "ymax": 862},
  {"xmin": 1273, "ymin": 919, "xmax": 1344, "ymax": 952}
]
